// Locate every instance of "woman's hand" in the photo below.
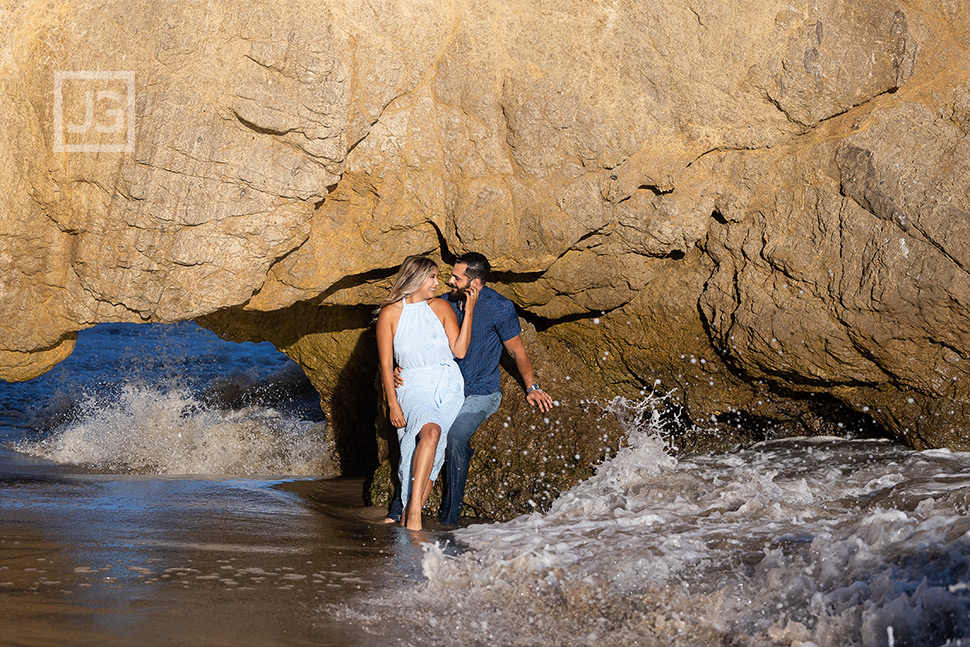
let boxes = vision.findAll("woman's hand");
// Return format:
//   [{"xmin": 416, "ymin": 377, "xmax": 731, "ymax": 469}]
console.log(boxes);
[{"xmin": 389, "ymin": 402, "xmax": 406, "ymax": 429}]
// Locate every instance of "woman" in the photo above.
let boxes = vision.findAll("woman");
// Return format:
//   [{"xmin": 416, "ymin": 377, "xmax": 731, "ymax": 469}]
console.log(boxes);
[{"xmin": 376, "ymin": 255, "xmax": 478, "ymax": 530}]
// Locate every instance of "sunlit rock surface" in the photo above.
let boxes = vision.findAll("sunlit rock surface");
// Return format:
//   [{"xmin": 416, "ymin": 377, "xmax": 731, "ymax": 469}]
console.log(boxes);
[{"xmin": 3, "ymin": 0, "xmax": 969, "ymax": 497}]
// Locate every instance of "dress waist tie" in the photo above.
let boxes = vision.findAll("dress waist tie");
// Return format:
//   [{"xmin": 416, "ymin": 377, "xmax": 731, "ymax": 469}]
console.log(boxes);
[{"xmin": 399, "ymin": 361, "xmax": 455, "ymax": 407}]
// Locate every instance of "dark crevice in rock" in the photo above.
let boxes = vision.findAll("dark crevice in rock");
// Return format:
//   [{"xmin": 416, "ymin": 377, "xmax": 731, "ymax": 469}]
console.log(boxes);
[
  {"xmin": 692, "ymin": 297, "xmax": 889, "ymax": 445},
  {"xmin": 711, "ymin": 209, "xmax": 728, "ymax": 224},
  {"xmin": 528, "ymin": 305, "xmax": 623, "ymax": 333},
  {"xmin": 517, "ymin": 305, "xmax": 562, "ymax": 332},
  {"xmin": 763, "ymin": 92, "xmax": 805, "ymax": 127},
  {"xmin": 345, "ymin": 127, "xmax": 372, "ymax": 157},
  {"xmin": 691, "ymin": 371, "xmax": 888, "ymax": 452},
  {"xmin": 317, "ymin": 266, "xmax": 399, "ymax": 302},
  {"xmin": 812, "ymin": 84, "xmax": 908, "ymax": 129},
  {"xmin": 229, "ymin": 108, "xmax": 294, "ymax": 137},
  {"xmin": 639, "ymin": 183, "xmax": 673, "ymax": 196},
  {"xmin": 615, "ymin": 183, "xmax": 673, "ymax": 205},
  {"xmin": 616, "ymin": 373, "xmax": 888, "ymax": 454},
  {"xmin": 490, "ymin": 269, "xmax": 546, "ymax": 284},
  {"xmin": 346, "ymin": 133, "xmax": 365, "ymax": 156},
  {"xmin": 675, "ymin": 391, "xmax": 888, "ymax": 454},
  {"xmin": 687, "ymin": 144, "xmax": 773, "ymax": 168},
  {"xmin": 570, "ymin": 226, "xmax": 608, "ymax": 249},
  {"xmin": 310, "ymin": 181, "xmax": 339, "ymax": 209},
  {"xmin": 428, "ymin": 220, "xmax": 457, "ymax": 265},
  {"xmin": 429, "ymin": 217, "xmax": 549, "ymax": 285}
]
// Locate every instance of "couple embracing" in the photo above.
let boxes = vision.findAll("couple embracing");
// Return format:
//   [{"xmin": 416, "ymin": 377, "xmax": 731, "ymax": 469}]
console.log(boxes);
[{"xmin": 376, "ymin": 253, "xmax": 554, "ymax": 531}]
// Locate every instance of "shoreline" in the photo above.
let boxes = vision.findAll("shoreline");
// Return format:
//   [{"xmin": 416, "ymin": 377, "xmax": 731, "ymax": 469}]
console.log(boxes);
[{"xmin": 0, "ymin": 448, "xmax": 450, "ymax": 647}]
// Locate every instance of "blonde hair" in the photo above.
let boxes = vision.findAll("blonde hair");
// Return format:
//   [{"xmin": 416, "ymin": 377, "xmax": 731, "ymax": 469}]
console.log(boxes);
[{"xmin": 376, "ymin": 255, "xmax": 438, "ymax": 314}]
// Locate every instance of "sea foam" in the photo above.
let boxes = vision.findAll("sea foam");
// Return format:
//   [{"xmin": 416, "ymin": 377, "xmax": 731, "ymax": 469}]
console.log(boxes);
[
  {"xmin": 351, "ymin": 395, "xmax": 970, "ymax": 647},
  {"xmin": 15, "ymin": 383, "xmax": 334, "ymax": 477}
]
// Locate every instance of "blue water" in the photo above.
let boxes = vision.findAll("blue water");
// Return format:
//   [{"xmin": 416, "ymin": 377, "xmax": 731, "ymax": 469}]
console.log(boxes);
[{"xmin": 0, "ymin": 322, "xmax": 329, "ymax": 476}]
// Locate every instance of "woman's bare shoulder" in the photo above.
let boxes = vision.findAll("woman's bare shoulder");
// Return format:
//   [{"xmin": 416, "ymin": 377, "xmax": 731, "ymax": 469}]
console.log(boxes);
[
  {"xmin": 428, "ymin": 297, "xmax": 455, "ymax": 316},
  {"xmin": 377, "ymin": 300, "xmax": 404, "ymax": 325}
]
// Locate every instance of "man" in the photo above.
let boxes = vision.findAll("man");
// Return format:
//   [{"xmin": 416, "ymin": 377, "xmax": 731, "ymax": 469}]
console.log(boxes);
[{"xmin": 385, "ymin": 252, "xmax": 554, "ymax": 525}]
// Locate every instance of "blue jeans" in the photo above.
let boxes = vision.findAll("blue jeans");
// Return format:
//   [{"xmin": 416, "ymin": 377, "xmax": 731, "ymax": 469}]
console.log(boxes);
[
  {"xmin": 438, "ymin": 392, "xmax": 502, "ymax": 524},
  {"xmin": 385, "ymin": 392, "xmax": 502, "ymax": 524}
]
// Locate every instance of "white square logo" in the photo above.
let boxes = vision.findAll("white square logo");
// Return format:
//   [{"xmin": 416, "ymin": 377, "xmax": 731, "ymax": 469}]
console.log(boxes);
[{"xmin": 54, "ymin": 71, "xmax": 135, "ymax": 153}]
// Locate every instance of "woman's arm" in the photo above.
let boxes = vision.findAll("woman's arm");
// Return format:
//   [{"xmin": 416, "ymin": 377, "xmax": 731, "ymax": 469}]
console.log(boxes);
[
  {"xmin": 376, "ymin": 306, "xmax": 406, "ymax": 428},
  {"xmin": 432, "ymin": 288, "xmax": 478, "ymax": 359}
]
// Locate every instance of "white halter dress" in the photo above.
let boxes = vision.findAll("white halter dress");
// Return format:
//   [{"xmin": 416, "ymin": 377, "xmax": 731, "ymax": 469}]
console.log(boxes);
[{"xmin": 394, "ymin": 298, "xmax": 465, "ymax": 508}]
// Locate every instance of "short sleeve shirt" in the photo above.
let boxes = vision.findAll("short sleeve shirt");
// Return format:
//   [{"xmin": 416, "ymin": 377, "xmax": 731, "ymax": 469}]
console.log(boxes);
[{"xmin": 446, "ymin": 286, "xmax": 521, "ymax": 396}]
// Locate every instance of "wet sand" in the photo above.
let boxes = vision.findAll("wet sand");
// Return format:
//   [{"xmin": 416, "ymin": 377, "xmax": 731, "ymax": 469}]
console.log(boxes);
[{"xmin": 0, "ymin": 450, "xmax": 451, "ymax": 647}]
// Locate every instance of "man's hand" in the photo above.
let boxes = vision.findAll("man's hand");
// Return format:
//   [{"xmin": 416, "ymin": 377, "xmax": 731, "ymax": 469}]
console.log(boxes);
[
  {"xmin": 394, "ymin": 365, "xmax": 404, "ymax": 388},
  {"xmin": 464, "ymin": 282, "xmax": 480, "ymax": 309},
  {"xmin": 526, "ymin": 389, "xmax": 554, "ymax": 412}
]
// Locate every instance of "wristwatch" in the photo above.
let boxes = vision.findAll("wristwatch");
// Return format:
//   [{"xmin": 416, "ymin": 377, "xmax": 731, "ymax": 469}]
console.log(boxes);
[{"xmin": 526, "ymin": 382, "xmax": 542, "ymax": 393}]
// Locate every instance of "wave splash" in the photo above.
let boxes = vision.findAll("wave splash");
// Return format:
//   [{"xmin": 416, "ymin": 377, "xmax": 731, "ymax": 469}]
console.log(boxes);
[
  {"xmin": 15, "ymin": 382, "xmax": 334, "ymax": 477},
  {"xmin": 352, "ymin": 394, "xmax": 970, "ymax": 647}
]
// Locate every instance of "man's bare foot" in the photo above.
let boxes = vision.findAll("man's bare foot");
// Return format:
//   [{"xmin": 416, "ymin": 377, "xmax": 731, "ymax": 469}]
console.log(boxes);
[{"xmin": 381, "ymin": 517, "xmax": 398, "ymax": 524}]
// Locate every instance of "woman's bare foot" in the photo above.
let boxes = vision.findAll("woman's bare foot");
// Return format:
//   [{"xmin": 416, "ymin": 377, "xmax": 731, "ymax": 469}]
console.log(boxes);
[
  {"xmin": 381, "ymin": 516, "xmax": 398, "ymax": 524},
  {"xmin": 404, "ymin": 506, "xmax": 422, "ymax": 531}
]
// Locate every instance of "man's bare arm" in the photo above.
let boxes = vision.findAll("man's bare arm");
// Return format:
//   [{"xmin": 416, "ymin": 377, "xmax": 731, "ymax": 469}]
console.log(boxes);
[{"xmin": 502, "ymin": 335, "xmax": 554, "ymax": 412}]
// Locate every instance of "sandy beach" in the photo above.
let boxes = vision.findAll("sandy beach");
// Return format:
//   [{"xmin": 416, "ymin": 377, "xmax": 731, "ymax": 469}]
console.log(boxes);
[{"xmin": 0, "ymin": 449, "xmax": 442, "ymax": 647}]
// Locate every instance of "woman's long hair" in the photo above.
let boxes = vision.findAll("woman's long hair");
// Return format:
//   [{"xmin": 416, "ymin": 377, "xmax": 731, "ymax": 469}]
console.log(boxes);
[{"xmin": 375, "ymin": 255, "xmax": 438, "ymax": 316}]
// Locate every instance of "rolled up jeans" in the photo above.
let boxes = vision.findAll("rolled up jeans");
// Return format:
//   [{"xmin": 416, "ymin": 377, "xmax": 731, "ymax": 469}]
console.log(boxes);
[{"xmin": 386, "ymin": 391, "xmax": 502, "ymax": 523}]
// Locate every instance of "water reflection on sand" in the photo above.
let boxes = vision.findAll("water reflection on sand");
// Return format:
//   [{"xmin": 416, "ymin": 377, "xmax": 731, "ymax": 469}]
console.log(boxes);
[{"xmin": 0, "ymin": 450, "xmax": 438, "ymax": 647}]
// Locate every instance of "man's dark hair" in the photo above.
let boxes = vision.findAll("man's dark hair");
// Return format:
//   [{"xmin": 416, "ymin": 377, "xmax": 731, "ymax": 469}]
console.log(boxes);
[{"xmin": 456, "ymin": 252, "xmax": 490, "ymax": 284}]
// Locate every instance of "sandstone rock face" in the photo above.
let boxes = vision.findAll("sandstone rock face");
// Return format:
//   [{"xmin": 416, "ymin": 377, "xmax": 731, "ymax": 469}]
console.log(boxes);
[{"xmin": 2, "ymin": 0, "xmax": 968, "ymax": 495}]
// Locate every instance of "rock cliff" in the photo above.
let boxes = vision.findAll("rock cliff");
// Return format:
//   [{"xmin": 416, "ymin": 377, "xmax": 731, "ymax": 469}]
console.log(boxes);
[{"xmin": 3, "ymin": 0, "xmax": 968, "ymax": 497}]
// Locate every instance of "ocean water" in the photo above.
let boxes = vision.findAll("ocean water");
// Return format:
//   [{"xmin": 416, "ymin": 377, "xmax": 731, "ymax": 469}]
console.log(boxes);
[
  {"xmin": 343, "ymin": 398, "xmax": 970, "ymax": 647},
  {"xmin": 0, "ymin": 322, "xmax": 377, "ymax": 647},
  {"xmin": 1, "ymin": 324, "xmax": 969, "ymax": 647},
  {"xmin": 0, "ymin": 322, "xmax": 331, "ymax": 476}
]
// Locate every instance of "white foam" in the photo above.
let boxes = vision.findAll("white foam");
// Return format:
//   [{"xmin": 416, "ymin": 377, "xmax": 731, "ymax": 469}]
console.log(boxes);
[
  {"xmin": 14, "ymin": 384, "xmax": 334, "ymax": 477},
  {"xmin": 351, "ymin": 396, "xmax": 970, "ymax": 646}
]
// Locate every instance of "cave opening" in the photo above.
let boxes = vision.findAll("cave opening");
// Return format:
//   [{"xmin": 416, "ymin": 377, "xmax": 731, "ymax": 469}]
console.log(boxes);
[{"xmin": 0, "ymin": 322, "xmax": 331, "ymax": 477}]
